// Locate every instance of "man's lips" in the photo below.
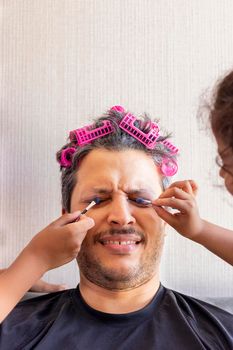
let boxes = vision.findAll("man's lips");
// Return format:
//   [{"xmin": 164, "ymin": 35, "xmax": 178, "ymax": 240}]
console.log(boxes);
[
  {"xmin": 97, "ymin": 234, "xmax": 143, "ymax": 253},
  {"xmin": 98, "ymin": 234, "xmax": 143, "ymax": 245}
]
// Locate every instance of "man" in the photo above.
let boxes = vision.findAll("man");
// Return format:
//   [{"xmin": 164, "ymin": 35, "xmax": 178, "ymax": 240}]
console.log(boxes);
[{"xmin": 1, "ymin": 106, "xmax": 232, "ymax": 349}]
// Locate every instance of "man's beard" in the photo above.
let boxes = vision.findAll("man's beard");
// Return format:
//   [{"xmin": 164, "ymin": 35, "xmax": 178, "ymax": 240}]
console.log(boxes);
[{"xmin": 77, "ymin": 228, "xmax": 164, "ymax": 291}]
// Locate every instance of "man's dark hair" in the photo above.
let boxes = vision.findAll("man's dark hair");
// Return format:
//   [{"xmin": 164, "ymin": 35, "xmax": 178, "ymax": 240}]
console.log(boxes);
[{"xmin": 56, "ymin": 108, "xmax": 177, "ymax": 211}]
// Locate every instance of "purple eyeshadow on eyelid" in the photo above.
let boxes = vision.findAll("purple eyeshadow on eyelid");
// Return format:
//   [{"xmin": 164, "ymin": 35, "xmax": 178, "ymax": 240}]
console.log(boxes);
[
  {"xmin": 86, "ymin": 196, "xmax": 152, "ymax": 205},
  {"xmin": 93, "ymin": 197, "xmax": 102, "ymax": 204},
  {"xmin": 135, "ymin": 197, "xmax": 152, "ymax": 205}
]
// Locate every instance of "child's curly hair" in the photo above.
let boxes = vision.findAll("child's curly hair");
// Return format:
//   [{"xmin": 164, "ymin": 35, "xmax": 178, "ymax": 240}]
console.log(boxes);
[{"xmin": 210, "ymin": 70, "xmax": 233, "ymax": 149}]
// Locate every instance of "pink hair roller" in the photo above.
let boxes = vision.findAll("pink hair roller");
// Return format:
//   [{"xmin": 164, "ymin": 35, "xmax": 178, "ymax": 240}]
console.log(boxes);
[
  {"xmin": 160, "ymin": 157, "xmax": 178, "ymax": 176},
  {"xmin": 110, "ymin": 105, "xmax": 125, "ymax": 113},
  {"xmin": 119, "ymin": 113, "xmax": 160, "ymax": 149},
  {"xmin": 162, "ymin": 140, "xmax": 179, "ymax": 154},
  {"xmin": 60, "ymin": 147, "xmax": 76, "ymax": 167},
  {"xmin": 70, "ymin": 120, "xmax": 114, "ymax": 146}
]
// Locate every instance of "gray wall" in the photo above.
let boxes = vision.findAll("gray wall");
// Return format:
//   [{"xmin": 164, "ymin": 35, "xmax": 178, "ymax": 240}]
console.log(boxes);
[{"xmin": 1, "ymin": 0, "xmax": 233, "ymax": 297}]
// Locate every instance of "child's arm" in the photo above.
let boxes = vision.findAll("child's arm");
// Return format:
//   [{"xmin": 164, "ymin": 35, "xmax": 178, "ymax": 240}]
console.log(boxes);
[
  {"xmin": 0, "ymin": 211, "xmax": 94, "ymax": 323},
  {"xmin": 153, "ymin": 180, "xmax": 233, "ymax": 266},
  {"xmin": 0, "ymin": 269, "xmax": 67, "ymax": 292}
]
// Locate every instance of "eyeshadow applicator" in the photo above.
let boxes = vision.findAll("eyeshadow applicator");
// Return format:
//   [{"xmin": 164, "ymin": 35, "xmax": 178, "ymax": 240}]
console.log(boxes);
[{"xmin": 75, "ymin": 198, "xmax": 100, "ymax": 221}]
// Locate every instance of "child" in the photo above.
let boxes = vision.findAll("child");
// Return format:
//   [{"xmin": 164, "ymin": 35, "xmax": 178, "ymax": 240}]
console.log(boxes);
[
  {"xmin": 0, "ymin": 212, "xmax": 94, "ymax": 322},
  {"xmin": 153, "ymin": 70, "xmax": 233, "ymax": 266},
  {"xmin": 0, "ymin": 269, "xmax": 67, "ymax": 293}
]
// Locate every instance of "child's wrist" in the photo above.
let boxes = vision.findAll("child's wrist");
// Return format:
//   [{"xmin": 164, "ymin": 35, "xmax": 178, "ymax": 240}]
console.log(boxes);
[
  {"xmin": 190, "ymin": 219, "xmax": 207, "ymax": 243},
  {"xmin": 22, "ymin": 244, "xmax": 49, "ymax": 276}
]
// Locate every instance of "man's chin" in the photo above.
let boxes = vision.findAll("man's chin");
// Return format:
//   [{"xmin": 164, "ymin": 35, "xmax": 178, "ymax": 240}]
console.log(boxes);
[
  {"xmin": 81, "ymin": 264, "xmax": 139, "ymax": 282},
  {"xmin": 77, "ymin": 247, "xmax": 160, "ymax": 290},
  {"xmin": 79, "ymin": 261, "xmax": 154, "ymax": 290}
]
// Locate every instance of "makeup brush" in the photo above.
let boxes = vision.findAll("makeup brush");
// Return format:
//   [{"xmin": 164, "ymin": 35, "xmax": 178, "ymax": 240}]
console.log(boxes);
[{"xmin": 75, "ymin": 198, "xmax": 100, "ymax": 221}]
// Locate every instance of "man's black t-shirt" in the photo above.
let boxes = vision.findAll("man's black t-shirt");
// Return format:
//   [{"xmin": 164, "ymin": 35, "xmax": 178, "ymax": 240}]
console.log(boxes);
[{"xmin": 0, "ymin": 284, "xmax": 232, "ymax": 350}]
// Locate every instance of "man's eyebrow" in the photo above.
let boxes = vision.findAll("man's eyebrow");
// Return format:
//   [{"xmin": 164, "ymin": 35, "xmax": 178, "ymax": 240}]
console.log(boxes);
[
  {"xmin": 83, "ymin": 188, "xmax": 155, "ymax": 196},
  {"xmin": 85, "ymin": 188, "xmax": 113, "ymax": 195}
]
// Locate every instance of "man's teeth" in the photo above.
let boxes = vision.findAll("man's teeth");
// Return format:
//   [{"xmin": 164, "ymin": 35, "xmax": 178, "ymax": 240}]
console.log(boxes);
[{"xmin": 103, "ymin": 240, "xmax": 138, "ymax": 245}]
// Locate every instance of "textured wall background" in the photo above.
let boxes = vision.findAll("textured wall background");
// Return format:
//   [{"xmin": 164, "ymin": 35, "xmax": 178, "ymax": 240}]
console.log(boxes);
[{"xmin": 1, "ymin": 0, "xmax": 232, "ymax": 297}]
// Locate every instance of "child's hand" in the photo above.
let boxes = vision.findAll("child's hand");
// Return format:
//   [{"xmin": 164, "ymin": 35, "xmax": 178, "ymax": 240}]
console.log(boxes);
[
  {"xmin": 24, "ymin": 212, "xmax": 95, "ymax": 273},
  {"xmin": 0, "ymin": 212, "xmax": 94, "ymax": 322},
  {"xmin": 0, "ymin": 269, "xmax": 68, "ymax": 292},
  {"xmin": 29, "ymin": 279, "xmax": 68, "ymax": 293},
  {"xmin": 153, "ymin": 180, "xmax": 204, "ymax": 240}
]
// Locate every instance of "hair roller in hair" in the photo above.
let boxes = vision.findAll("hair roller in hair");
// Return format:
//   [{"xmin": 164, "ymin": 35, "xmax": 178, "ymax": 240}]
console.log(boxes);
[
  {"xmin": 119, "ymin": 113, "xmax": 160, "ymax": 149},
  {"xmin": 110, "ymin": 105, "xmax": 125, "ymax": 113},
  {"xmin": 162, "ymin": 140, "xmax": 179, "ymax": 154},
  {"xmin": 69, "ymin": 120, "xmax": 114, "ymax": 146},
  {"xmin": 160, "ymin": 157, "xmax": 178, "ymax": 176},
  {"xmin": 60, "ymin": 147, "xmax": 76, "ymax": 167}
]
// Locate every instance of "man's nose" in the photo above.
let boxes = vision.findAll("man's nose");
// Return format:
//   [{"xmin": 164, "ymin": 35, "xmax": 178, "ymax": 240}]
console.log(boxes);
[{"xmin": 107, "ymin": 197, "xmax": 136, "ymax": 226}]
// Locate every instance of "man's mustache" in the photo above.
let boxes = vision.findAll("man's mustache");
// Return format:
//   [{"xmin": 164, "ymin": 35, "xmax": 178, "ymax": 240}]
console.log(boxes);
[{"xmin": 94, "ymin": 228, "xmax": 145, "ymax": 243}]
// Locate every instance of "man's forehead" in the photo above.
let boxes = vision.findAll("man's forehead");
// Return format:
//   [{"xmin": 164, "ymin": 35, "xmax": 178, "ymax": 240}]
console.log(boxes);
[
  {"xmin": 74, "ymin": 176, "xmax": 163, "ymax": 202},
  {"xmin": 75, "ymin": 149, "xmax": 163, "ymax": 195},
  {"xmin": 81, "ymin": 185, "xmax": 158, "ymax": 195},
  {"xmin": 78, "ymin": 148, "xmax": 155, "ymax": 169}
]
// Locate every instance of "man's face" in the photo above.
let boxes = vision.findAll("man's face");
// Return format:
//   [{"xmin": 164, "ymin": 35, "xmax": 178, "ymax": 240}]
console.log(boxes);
[{"xmin": 70, "ymin": 149, "xmax": 165, "ymax": 290}]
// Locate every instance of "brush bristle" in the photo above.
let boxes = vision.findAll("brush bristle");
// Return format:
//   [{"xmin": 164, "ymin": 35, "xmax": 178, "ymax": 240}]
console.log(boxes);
[{"xmin": 93, "ymin": 197, "xmax": 101, "ymax": 205}]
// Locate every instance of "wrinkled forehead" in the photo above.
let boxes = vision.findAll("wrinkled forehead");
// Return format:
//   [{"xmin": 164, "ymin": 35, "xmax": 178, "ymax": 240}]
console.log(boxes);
[{"xmin": 74, "ymin": 149, "xmax": 163, "ymax": 198}]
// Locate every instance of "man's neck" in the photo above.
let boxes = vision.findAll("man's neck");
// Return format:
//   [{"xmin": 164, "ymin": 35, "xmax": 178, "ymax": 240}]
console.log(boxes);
[{"xmin": 79, "ymin": 274, "xmax": 160, "ymax": 314}]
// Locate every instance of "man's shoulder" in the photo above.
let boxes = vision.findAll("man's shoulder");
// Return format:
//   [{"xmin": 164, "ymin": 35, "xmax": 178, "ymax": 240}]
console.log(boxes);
[
  {"xmin": 3, "ymin": 289, "xmax": 74, "ymax": 326},
  {"xmin": 164, "ymin": 287, "xmax": 232, "ymax": 313},
  {"xmin": 161, "ymin": 286, "xmax": 233, "ymax": 328},
  {"xmin": 0, "ymin": 289, "xmax": 77, "ymax": 349}
]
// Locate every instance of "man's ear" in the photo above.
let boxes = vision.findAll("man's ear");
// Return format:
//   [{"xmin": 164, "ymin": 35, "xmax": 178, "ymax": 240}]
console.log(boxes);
[{"xmin": 62, "ymin": 208, "xmax": 66, "ymax": 215}]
